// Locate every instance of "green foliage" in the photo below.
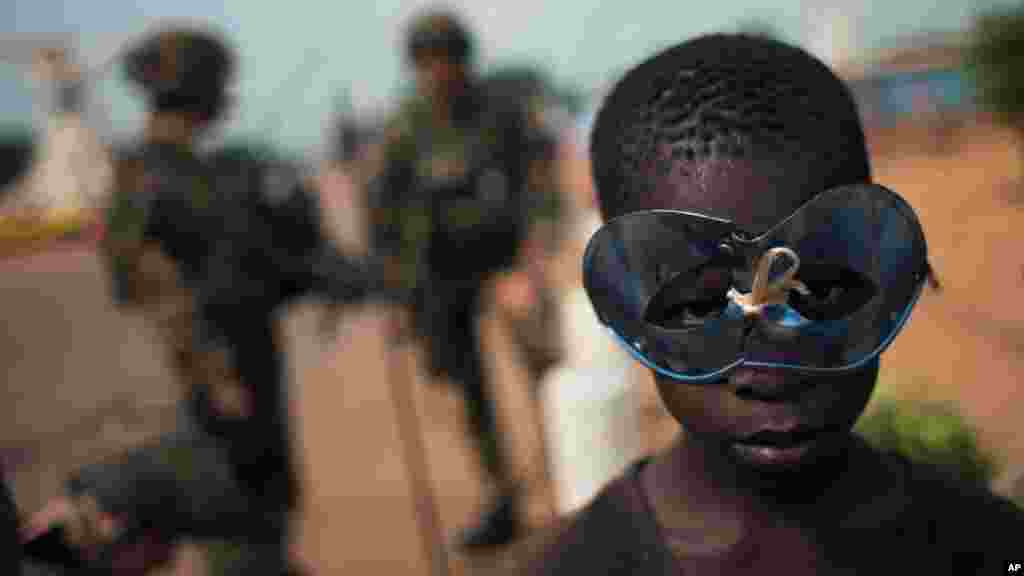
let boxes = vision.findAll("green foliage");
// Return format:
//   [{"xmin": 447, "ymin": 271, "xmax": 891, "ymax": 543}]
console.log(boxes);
[
  {"xmin": 967, "ymin": 3, "xmax": 1024, "ymax": 128},
  {"xmin": 855, "ymin": 397, "xmax": 999, "ymax": 487},
  {"xmin": 553, "ymin": 84, "xmax": 587, "ymax": 116},
  {"xmin": 483, "ymin": 64, "xmax": 587, "ymax": 117},
  {"xmin": 216, "ymin": 139, "xmax": 278, "ymax": 164},
  {"xmin": 736, "ymin": 20, "xmax": 781, "ymax": 39}
]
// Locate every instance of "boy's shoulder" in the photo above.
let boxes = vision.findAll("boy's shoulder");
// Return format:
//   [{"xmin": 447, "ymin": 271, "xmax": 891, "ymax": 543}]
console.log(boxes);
[
  {"xmin": 505, "ymin": 446, "xmax": 1024, "ymax": 575},
  {"xmin": 899, "ymin": 451, "xmax": 1023, "ymax": 539},
  {"xmin": 503, "ymin": 460, "xmax": 672, "ymax": 576},
  {"xmin": 842, "ymin": 440, "xmax": 1024, "ymax": 568}
]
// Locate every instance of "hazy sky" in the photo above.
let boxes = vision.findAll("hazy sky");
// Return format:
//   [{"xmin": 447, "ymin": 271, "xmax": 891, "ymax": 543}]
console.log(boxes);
[{"xmin": 3, "ymin": 0, "xmax": 1019, "ymax": 156}]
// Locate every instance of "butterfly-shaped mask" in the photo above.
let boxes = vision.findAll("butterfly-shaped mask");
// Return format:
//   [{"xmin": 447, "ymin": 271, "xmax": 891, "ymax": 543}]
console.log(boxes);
[{"xmin": 582, "ymin": 183, "xmax": 929, "ymax": 383}]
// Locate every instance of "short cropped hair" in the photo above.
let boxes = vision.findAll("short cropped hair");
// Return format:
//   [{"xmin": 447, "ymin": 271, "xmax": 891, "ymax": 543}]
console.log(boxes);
[{"xmin": 590, "ymin": 34, "xmax": 870, "ymax": 220}]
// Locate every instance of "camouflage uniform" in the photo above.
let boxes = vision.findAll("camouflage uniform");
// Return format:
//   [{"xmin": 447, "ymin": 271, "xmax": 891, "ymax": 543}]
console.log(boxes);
[
  {"xmin": 70, "ymin": 26, "xmax": 386, "ymax": 575},
  {"xmin": 367, "ymin": 15, "xmax": 563, "ymax": 526}
]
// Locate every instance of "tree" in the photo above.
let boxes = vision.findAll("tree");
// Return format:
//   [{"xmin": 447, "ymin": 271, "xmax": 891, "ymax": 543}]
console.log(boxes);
[
  {"xmin": 736, "ymin": 19, "xmax": 781, "ymax": 40},
  {"xmin": 855, "ymin": 397, "xmax": 998, "ymax": 488},
  {"xmin": 967, "ymin": 4, "xmax": 1024, "ymax": 132},
  {"xmin": 484, "ymin": 64, "xmax": 588, "ymax": 118},
  {"xmin": 553, "ymin": 83, "xmax": 587, "ymax": 117},
  {"xmin": 216, "ymin": 138, "xmax": 290, "ymax": 166}
]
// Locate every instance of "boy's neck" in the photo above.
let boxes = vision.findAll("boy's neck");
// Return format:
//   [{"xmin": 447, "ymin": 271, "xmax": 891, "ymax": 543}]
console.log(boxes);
[{"xmin": 642, "ymin": 430, "xmax": 857, "ymax": 554}]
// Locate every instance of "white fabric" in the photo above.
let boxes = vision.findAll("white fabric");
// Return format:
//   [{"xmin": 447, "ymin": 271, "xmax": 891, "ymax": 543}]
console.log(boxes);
[
  {"xmin": 4, "ymin": 65, "xmax": 113, "ymax": 215},
  {"xmin": 540, "ymin": 208, "xmax": 643, "ymax": 515},
  {"xmin": 27, "ymin": 112, "xmax": 112, "ymax": 213}
]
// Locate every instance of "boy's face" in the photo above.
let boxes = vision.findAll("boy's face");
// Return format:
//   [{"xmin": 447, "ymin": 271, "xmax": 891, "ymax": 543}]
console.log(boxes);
[{"xmin": 637, "ymin": 155, "xmax": 878, "ymax": 473}]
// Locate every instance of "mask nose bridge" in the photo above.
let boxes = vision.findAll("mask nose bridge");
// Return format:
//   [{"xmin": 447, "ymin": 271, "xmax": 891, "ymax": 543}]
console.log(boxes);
[
  {"xmin": 727, "ymin": 246, "xmax": 808, "ymax": 319},
  {"xmin": 727, "ymin": 244, "xmax": 811, "ymax": 365}
]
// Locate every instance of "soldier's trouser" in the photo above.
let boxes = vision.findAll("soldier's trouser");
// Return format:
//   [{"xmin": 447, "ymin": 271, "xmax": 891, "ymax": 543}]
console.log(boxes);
[
  {"xmin": 67, "ymin": 403, "xmax": 289, "ymax": 576},
  {"xmin": 424, "ymin": 282, "xmax": 511, "ymax": 487},
  {"xmin": 462, "ymin": 336, "xmax": 506, "ymax": 486}
]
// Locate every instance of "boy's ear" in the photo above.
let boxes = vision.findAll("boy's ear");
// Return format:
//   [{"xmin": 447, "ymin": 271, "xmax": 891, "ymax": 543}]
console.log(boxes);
[{"xmin": 925, "ymin": 260, "xmax": 942, "ymax": 293}]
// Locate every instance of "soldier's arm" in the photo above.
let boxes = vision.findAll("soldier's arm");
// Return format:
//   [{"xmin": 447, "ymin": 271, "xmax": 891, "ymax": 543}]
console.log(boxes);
[
  {"xmin": 365, "ymin": 115, "xmax": 418, "ymax": 274},
  {"xmin": 64, "ymin": 441, "xmax": 185, "ymax": 534},
  {"xmin": 261, "ymin": 167, "xmax": 403, "ymax": 307},
  {"xmin": 99, "ymin": 157, "xmax": 155, "ymax": 309},
  {"xmin": 57, "ymin": 429, "xmax": 276, "ymax": 552},
  {"xmin": 520, "ymin": 98, "xmax": 566, "ymax": 256}
]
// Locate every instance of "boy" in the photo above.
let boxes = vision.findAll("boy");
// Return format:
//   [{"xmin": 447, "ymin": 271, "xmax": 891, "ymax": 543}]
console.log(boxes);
[{"xmin": 515, "ymin": 34, "xmax": 1024, "ymax": 574}]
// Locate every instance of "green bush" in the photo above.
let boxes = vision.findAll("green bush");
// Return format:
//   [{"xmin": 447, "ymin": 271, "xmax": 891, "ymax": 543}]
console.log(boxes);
[
  {"xmin": 967, "ymin": 3, "xmax": 1024, "ymax": 130},
  {"xmin": 855, "ymin": 397, "xmax": 998, "ymax": 487}
]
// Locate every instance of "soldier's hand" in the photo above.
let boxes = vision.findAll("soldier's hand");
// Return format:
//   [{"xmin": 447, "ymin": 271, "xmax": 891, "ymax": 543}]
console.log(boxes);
[
  {"xmin": 200, "ymin": 348, "xmax": 252, "ymax": 420},
  {"xmin": 132, "ymin": 248, "xmax": 181, "ymax": 309},
  {"xmin": 370, "ymin": 257, "xmax": 415, "ymax": 305},
  {"xmin": 318, "ymin": 303, "xmax": 345, "ymax": 341},
  {"xmin": 385, "ymin": 305, "xmax": 414, "ymax": 343},
  {"xmin": 21, "ymin": 494, "xmax": 120, "ymax": 550},
  {"xmin": 20, "ymin": 497, "xmax": 75, "ymax": 545},
  {"xmin": 379, "ymin": 256, "xmax": 406, "ymax": 288},
  {"xmin": 494, "ymin": 269, "xmax": 537, "ymax": 318}
]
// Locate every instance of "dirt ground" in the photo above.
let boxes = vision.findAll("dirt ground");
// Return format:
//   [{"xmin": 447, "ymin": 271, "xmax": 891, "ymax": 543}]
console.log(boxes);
[
  {"xmin": 2, "ymin": 120, "xmax": 1022, "ymax": 575},
  {"xmin": 865, "ymin": 120, "xmax": 1024, "ymax": 494}
]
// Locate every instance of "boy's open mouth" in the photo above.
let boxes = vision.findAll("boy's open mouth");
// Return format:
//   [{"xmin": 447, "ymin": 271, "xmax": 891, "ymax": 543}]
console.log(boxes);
[
  {"xmin": 734, "ymin": 427, "xmax": 823, "ymax": 448},
  {"xmin": 730, "ymin": 426, "xmax": 827, "ymax": 466}
]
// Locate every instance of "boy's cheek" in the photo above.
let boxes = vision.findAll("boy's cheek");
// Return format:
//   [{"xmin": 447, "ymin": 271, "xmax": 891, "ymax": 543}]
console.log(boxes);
[
  {"xmin": 802, "ymin": 362, "xmax": 879, "ymax": 421},
  {"xmin": 653, "ymin": 377, "xmax": 739, "ymax": 437},
  {"xmin": 653, "ymin": 366, "xmax": 878, "ymax": 438}
]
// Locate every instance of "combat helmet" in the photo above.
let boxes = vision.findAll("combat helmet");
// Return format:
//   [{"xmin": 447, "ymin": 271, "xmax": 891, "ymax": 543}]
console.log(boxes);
[
  {"xmin": 405, "ymin": 9, "xmax": 474, "ymax": 66},
  {"xmin": 123, "ymin": 24, "xmax": 235, "ymax": 118}
]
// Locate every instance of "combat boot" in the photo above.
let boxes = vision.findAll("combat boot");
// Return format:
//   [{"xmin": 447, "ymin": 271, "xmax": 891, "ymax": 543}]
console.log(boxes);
[{"xmin": 456, "ymin": 485, "xmax": 523, "ymax": 552}]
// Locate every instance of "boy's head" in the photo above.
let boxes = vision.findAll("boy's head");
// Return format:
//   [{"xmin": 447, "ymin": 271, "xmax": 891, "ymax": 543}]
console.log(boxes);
[{"xmin": 590, "ymin": 34, "xmax": 878, "ymax": 475}]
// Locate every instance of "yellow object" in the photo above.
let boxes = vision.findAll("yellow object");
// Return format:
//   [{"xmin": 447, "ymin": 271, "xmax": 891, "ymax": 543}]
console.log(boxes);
[{"xmin": 0, "ymin": 208, "xmax": 99, "ymax": 257}]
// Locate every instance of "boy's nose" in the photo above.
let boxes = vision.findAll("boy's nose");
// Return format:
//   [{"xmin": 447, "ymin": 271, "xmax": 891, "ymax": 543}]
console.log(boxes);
[{"xmin": 729, "ymin": 367, "xmax": 810, "ymax": 403}]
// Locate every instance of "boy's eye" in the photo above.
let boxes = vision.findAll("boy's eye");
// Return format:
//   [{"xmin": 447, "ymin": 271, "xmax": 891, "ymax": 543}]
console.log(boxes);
[
  {"xmin": 645, "ymin": 264, "xmax": 732, "ymax": 329},
  {"xmin": 789, "ymin": 263, "xmax": 876, "ymax": 321}
]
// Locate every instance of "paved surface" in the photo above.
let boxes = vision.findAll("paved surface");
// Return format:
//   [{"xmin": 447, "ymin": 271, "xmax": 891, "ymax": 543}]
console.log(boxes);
[{"xmin": 2, "ymin": 123, "xmax": 1023, "ymax": 575}]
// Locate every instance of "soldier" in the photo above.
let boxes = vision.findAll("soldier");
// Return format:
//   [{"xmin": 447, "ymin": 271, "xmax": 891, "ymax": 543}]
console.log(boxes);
[
  {"xmin": 21, "ymin": 23, "xmax": 394, "ymax": 575},
  {"xmin": 367, "ymin": 8, "xmax": 563, "ymax": 551}
]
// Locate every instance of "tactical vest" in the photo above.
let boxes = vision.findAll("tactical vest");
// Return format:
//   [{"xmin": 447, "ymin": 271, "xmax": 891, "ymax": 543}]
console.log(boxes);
[
  {"xmin": 103, "ymin": 143, "xmax": 214, "ymax": 306},
  {"xmin": 398, "ymin": 87, "xmax": 529, "ymax": 284}
]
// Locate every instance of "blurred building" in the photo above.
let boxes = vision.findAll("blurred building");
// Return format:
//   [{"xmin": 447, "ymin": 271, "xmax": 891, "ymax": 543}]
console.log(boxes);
[
  {"xmin": 834, "ymin": 31, "xmax": 976, "ymax": 156},
  {"xmin": 838, "ymin": 32, "xmax": 975, "ymax": 124}
]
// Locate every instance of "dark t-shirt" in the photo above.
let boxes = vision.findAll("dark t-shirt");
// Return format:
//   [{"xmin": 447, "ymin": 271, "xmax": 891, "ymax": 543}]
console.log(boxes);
[
  {"xmin": 1, "ymin": 481, "xmax": 20, "ymax": 576},
  {"xmin": 512, "ymin": 439, "xmax": 1024, "ymax": 575}
]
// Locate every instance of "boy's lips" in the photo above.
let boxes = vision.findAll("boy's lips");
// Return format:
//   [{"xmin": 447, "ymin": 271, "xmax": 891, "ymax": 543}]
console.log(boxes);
[
  {"xmin": 730, "ymin": 425, "xmax": 828, "ymax": 467},
  {"xmin": 735, "ymin": 425, "xmax": 824, "ymax": 446}
]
